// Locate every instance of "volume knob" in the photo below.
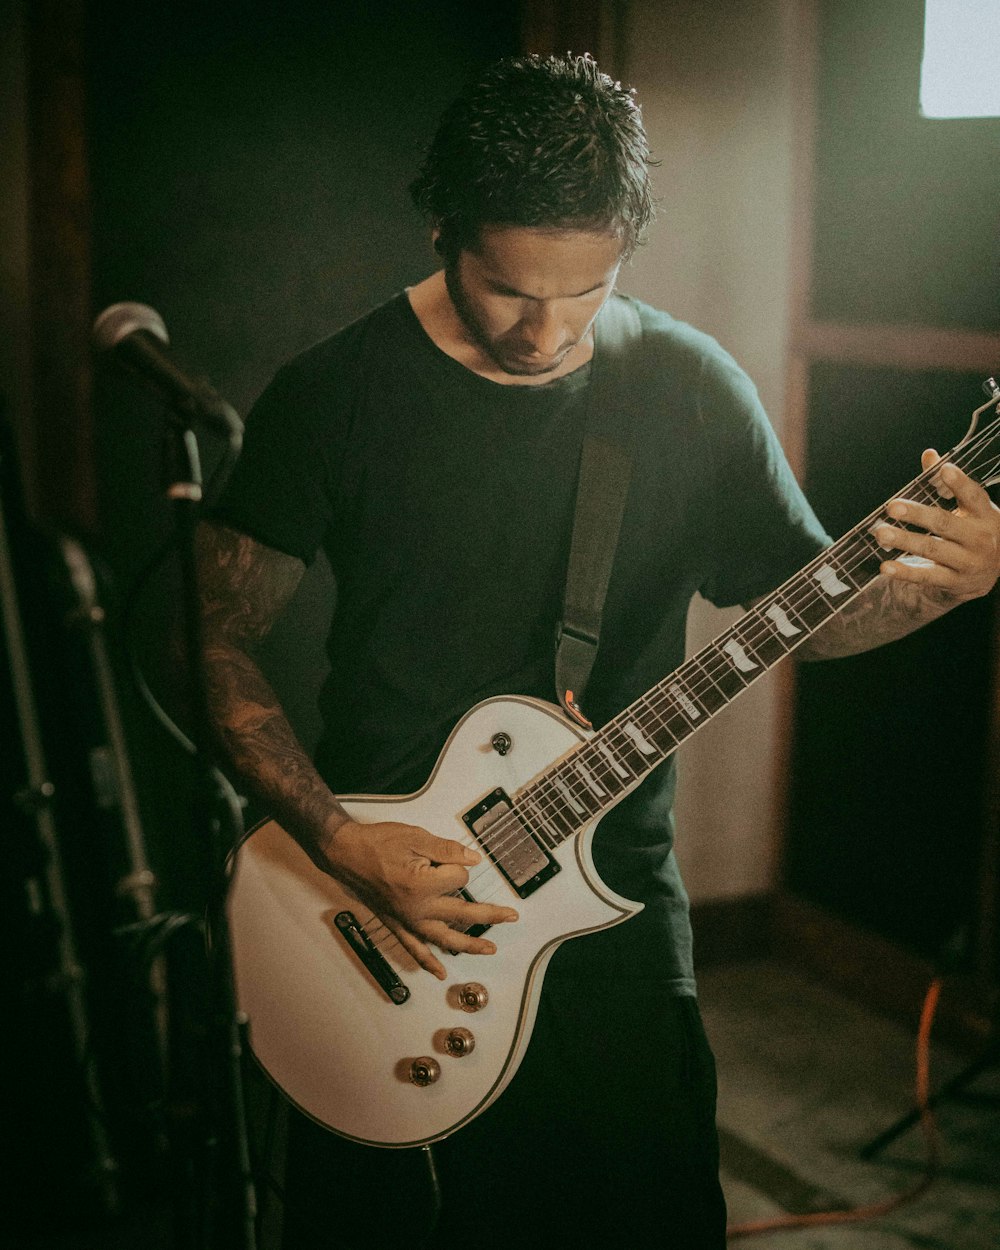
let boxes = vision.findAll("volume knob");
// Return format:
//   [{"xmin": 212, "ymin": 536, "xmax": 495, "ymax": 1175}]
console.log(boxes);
[
  {"xmin": 458, "ymin": 982, "xmax": 489, "ymax": 1012},
  {"xmin": 444, "ymin": 1028, "xmax": 476, "ymax": 1057},
  {"xmin": 408, "ymin": 1057, "xmax": 441, "ymax": 1087}
]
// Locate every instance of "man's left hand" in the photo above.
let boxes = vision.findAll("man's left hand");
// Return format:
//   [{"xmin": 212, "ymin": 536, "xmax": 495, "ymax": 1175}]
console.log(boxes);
[{"xmin": 875, "ymin": 449, "xmax": 1000, "ymax": 604}]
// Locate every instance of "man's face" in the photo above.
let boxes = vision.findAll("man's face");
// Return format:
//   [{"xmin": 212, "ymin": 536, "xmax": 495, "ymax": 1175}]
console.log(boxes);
[{"xmin": 445, "ymin": 225, "xmax": 624, "ymax": 379}]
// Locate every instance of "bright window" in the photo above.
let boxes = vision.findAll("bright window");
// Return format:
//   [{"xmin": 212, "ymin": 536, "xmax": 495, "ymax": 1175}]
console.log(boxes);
[{"xmin": 921, "ymin": 0, "xmax": 1000, "ymax": 118}]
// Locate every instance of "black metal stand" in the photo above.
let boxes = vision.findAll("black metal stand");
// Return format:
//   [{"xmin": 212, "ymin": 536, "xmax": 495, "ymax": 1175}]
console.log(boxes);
[
  {"xmin": 860, "ymin": 1035, "xmax": 1000, "ymax": 1160},
  {"xmin": 163, "ymin": 420, "xmax": 256, "ymax": 1250},
  {"xmin": 0, "ymin": 418, "xmax": 122, "ymax": 1223},
  {"xmin": 860, "ymin": 923, "xmax": 1000, "ymax": 1162}
]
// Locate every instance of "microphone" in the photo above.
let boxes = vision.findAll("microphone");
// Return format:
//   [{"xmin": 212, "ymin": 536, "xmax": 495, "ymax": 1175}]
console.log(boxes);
[{"xmin": 92, "ymin": 303, "xmax": 243, "ymax": 446}]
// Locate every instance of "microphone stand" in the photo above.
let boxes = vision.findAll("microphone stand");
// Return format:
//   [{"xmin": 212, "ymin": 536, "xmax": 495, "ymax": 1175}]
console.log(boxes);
[{"xmin": 162, "ymin": 412, "xmax": 256, "ymax": 1250}]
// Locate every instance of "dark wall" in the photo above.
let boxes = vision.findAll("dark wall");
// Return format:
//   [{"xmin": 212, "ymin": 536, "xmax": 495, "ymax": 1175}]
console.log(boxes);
[
  {"xmin": 811, "ymin": 0, "xmax": 1000, "ymax": 331},
  {"xmin": 789, "ymin": 365, "xmax": 995, "ymax": 961},
  {"xmin": 788, "ymin": 0, "xmax": 1000, "ymax": 972},
  {"xmin": 9, "ymin": 7, "xmax": 530, "ymax": 1230},
  {"xmin": 85, "ymin": 0, "xmax": 518, "ymax": 908}
]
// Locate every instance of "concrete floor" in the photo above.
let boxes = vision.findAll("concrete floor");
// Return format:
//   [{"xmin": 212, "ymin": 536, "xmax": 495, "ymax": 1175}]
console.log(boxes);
[
  {"xmin": 17, "ymin": 960, "xmax": 999, "ymax": 1248},
  {"xmin": 701, "ymin": 961, "xmax": 1000, "ymax": 1250}
]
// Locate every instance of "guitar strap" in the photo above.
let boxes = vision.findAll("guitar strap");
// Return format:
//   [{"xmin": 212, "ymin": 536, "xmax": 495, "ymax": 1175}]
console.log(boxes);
[{"xmin": 555, "ymin": 295, "xmax": 642, "ymax": 728}]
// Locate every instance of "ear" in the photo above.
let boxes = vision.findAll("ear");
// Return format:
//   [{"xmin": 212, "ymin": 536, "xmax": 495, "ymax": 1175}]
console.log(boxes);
[{"xmin": 431, "ymin": 225, "xmax": 444, "ymax": 256}]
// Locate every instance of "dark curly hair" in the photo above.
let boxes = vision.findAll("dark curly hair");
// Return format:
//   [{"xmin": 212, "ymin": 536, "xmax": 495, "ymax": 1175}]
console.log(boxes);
[{"xmin": 410, "ymin": 53, "xmax": 654, "ymax": 262}]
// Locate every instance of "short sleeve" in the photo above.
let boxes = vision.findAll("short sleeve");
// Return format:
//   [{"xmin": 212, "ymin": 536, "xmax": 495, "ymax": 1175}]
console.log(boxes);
[
  {"xmin": 697, "ymin": 350, "xmax": 831, "ymax": 608},
  {"xmin": 211, "ymin": 350, "xmax": 348, "ymax": 565}
]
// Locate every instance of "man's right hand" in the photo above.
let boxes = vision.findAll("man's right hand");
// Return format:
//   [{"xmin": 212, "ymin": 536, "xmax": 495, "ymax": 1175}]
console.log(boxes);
[
  {"xmin": 194, "ymin": 522, "xmax": 518, "ymax": 977},
  {"xmin": 321, "ymin": 818, "xmax": 519, "ymax": 978}
]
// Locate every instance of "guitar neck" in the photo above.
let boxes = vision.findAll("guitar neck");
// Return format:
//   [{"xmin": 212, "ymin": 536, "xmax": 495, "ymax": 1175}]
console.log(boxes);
[{"xmin": 514, "ymin": 425, "xmax": 997, "ymax": 849}]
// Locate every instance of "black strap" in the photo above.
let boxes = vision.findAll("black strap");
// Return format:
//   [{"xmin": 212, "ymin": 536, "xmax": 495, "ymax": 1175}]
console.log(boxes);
[{"xmin": 555, "ymin": 296, "xmax": 641, "ymax": 727}]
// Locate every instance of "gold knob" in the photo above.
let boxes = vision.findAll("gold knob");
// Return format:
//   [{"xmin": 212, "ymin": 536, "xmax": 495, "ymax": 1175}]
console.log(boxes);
[
  {"xmin": 458, "ymin": 982, "xmax": 489, "ymax": 1012},
  {"xmin": 444, "ymin": 1027, "xmax": 476, "ymax": 1057},
  {"xmin": 408, "ymin": 1057, "xmax": 441, "ymax": 1087}
]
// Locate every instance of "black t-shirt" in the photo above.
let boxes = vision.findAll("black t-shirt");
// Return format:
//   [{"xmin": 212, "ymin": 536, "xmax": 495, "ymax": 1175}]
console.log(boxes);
[{"xmin": 215, "ymin": 292, "xmax": 830, "ymax": 991}]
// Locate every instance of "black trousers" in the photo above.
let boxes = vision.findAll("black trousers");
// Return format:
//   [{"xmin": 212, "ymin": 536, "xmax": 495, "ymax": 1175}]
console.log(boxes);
[{"xmin": 278, "ymin": 977, "xmax": 726, "ymax": 1249}]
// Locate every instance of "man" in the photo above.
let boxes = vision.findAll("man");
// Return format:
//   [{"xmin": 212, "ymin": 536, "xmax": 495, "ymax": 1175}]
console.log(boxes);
[{"xmin": 197, "ymin": 54, "xmax": 1000, "ymax": 1248}]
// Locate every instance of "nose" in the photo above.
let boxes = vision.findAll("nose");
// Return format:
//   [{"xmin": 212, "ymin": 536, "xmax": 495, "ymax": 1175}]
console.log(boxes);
[{"xmin": 519, "ymin": 302, "xmax": 569, "ymax": 357}]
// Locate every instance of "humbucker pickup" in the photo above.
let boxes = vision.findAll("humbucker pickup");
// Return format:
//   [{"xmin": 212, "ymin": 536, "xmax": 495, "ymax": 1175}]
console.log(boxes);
[{"xmin": 463, "ymin": 788, "xmax": 559, "ymax": 900}]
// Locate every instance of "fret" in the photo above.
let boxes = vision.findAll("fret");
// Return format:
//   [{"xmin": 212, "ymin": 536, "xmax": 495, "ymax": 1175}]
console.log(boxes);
[
  {"xmin": 551, "ymin": 774, "xmax": 588, "ymax": 817},
  {"xmin": 700, "ymin": 646, "xmax": 748, "ymax": 700},
  {"xmin": 604, "ymin": 726, "xmax": 655, "ymax": 778},
  {"xmin": 518, "ymin": 793, "xmax": 559, "ymax": 849},
  {"xmin": 641, "ymin": 693, "xmax": 693, "ymax": 745},
  {"xmin": 678, "ymin": 656, "xmax": 729, "ymax": 715},
  {"xmin": 554, "ymin": 765, "xmax": 601, "ymax": 818},
  {"xmin": 722, "ymin": 638, "xmax": 758, "ymax": 676},
  {"xmin": 518, "ymin": 414, "xmax": 1000, "ymax": 849},
  {"xmin": 811, "ymin": 557, "xmax": 854, "ymax": 599},
  {"xmin": 593, "ymin": 739, "xmax": 634, "ymax": 782},
  {"xmin": 910, "ymin": 482, "xmax": 939, "ymax": 505},
  {"xmin": 842, "ymin": 529, "xmax": 886, "ymax": 583},
  {"xmin": 830, "ymin": 546, "xmax": 868, "ymax": 592},
  {"xmin": 531, "ymin": 783, "xmax": 579, "ymax": 840},
  {"xmin": 765, "ymin": 599, "xmax": 803, "ymax": 640},
  {"xmin": 866, "ymin": 518, "xmax": 893, "ymax": 547},
  {"xmin": 578, "ymin": 742, "xmax": 628, "ymax": 797},
  {"xmin": 668, "ymin": 674, "xmax": 707, "ymax": 720},
  {"xmin": 732, "ymin": 610, "xmax": 788, "ymax": 667},
  {"xmin": 571, "ymin": 757, "xmax": 608, "ymax": 800},
  {"xmin": 787, "ymin": 579, "xmax": 837, "ymax": 630},
  {"xmin": 621, "ymin": 717, "xmax": 662, "ymax": 757}
]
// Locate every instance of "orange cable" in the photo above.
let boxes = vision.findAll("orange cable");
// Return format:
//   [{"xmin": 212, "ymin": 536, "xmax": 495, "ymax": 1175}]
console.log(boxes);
[{"xmin": 725, "ymin": 977, "xmax": 943, "ymax": 1240}]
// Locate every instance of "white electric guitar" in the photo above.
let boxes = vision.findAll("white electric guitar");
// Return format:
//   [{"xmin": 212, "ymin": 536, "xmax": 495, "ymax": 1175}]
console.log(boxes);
[{"xmin": 229, "ymin": 381, "xmax": 1000, "ymax": 1149}]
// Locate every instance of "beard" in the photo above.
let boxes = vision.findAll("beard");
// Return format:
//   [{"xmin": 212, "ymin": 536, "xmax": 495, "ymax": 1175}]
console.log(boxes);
[{"xmin": 444, "ymin": 263, "xmax": 573, "ymax": 378}]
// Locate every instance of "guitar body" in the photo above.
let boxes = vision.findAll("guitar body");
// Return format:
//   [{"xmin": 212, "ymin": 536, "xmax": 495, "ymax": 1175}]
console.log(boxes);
[
  {"xmin": 229, "ymin": 388, "xmax": 1000, "ymax": 1150},
  {"xmin": 228, "ymin": 695, "xmax": 642, "ymax": 1148}
]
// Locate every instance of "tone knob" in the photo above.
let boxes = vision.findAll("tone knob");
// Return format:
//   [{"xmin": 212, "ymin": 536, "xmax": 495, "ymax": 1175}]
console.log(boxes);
[
  {"xmin": 458, "ymin": 982, "xmax": 489, "ymax": 1012},
  {"xmin": 444, "ymin": 1027, "xmax": 476, "ymax": 1057},
  {"xmin": 408, "ymin": 1057, "xmax": 441, "ymax": 1087}
]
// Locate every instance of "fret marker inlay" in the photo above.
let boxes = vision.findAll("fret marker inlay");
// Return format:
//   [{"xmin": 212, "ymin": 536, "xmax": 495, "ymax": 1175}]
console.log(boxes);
[
  {"xmin": 596, "ymin": 742, "xmax": 630, "ymax": 778},
  {"xmin": 575, "ymin": 763, "xmax": 607, "ymax": 797},
  {"xmin": 723, "ymin": 640, "xmax": 757, "ymax": 673},
  {"xmin": 765, "ymin": 604, "xmax": 801, "ymax": 637},
  {"xmin": 554, "ymin": 777, "xmax": 586, "ymax": 815},
  {"xmin": 813, "ymin": 563, "xmax": 851, "ymax": 597},
  {"xmin": 622, "ymin": 721, "xmax": 656, "ymax": 756},
  {"xmin": 507, "ymin": 442, "xmax": 1000, "ymax": 878}
]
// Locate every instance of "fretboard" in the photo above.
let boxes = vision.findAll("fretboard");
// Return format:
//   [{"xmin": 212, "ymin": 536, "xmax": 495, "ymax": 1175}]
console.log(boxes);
[{"xmin": 513, "ymin": 406, "xmax": 1000, "ymax": 849}]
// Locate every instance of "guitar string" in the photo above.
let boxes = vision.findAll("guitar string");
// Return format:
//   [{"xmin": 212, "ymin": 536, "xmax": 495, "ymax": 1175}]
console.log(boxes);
[
  {"xmin": 353, "ymin": 529, "xmax": 902, "ymax": 952},
  {"xmin": 363, "ymin": 461, "xmax": 991, "ymax": 942},
  {"xmin": 451, "ymin": 463, "xmax": 972, "ymax": 881},
  {"xmin": 457, "ymin": 432, "xmax": 1000, "ymax": 913},
  {"xmin": 488, "ymin": 432, "xmax": 1000, "ymax": 849},
  {"xmin": 359, "ymin": 428, "xmax": 1000, "ymax": 954},
  {"xmin": 361, "ymin": 431, "xmax": 1000, "ymax": 950}
]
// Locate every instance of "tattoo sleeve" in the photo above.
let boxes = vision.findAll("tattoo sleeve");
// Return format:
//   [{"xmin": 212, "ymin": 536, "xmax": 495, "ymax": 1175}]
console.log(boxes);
[
  {"xmin": 196, "ymin": 521, "xmax": 349, "ymax": 858},
  {"xmin": 794, "ymin": 572, "xmax": 953, "ymax": 661}
]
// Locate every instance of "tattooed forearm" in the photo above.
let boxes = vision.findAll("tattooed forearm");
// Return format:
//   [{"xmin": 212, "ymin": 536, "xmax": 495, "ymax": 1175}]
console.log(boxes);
[
  {"xmin": 196, "ymin": 521, "xmax": 349, "ymax": 857},
  {"xmin": 202, "ymin": 644, "xmax": 350, "ymax": 852},
  {"xmin": 796, "ymin": 573, "xmax": 953, "ymax": 661}
]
